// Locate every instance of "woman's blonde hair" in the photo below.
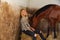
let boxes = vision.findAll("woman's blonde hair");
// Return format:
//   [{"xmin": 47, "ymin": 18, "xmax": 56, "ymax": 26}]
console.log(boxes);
[{"xmin": 20, "ymin": 8, "xmax": 27, "ymax": 18}]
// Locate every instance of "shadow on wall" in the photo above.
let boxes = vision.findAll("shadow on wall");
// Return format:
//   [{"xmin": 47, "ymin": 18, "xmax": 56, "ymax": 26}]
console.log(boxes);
[
  {"xmin": 0, "ymin": 2, "xmax": 21, "ymax": 40},
  {"xmin": 26, "ymin": 7, "xmax": 38, "ymax": 14}
]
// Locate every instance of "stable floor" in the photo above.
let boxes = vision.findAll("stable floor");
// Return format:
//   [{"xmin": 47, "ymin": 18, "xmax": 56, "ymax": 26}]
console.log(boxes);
[{"xmin": 21, "ymin": 32, "xmax": 60, "ymax": 40}]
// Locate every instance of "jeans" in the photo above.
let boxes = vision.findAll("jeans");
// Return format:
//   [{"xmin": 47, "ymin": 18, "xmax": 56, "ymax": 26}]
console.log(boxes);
[
  {"xmin": 22, "ymin": 30, "xmax": 46, "ymax": 40},
  {"xmin": 23, "ymin": 30, "xmax": 36, "ymax": 40},
  {"xmin": 34, "ymin": 29, "xmax": 46, "ymax": 40}
]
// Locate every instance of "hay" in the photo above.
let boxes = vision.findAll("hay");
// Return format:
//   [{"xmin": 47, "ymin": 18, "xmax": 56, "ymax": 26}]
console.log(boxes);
[{"xmin": 0, "ymin": 2, "xmax": 20, "ymax": 40}]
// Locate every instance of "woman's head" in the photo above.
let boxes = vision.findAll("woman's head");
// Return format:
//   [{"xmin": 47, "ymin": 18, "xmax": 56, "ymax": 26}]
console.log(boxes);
[{"xmin": 20, "ymin": 9, "xmax": 28, "ymax": 17}]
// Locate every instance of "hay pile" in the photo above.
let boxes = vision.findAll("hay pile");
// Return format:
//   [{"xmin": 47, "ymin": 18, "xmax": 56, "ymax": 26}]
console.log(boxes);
[{"xmin": 0, "ymin": 2, "xmax": 20, "ymax": 40}]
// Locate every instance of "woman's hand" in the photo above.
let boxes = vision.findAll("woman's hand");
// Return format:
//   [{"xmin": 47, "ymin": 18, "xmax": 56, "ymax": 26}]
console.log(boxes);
[{"xmin": 30, "ymin": 27, "xmax": 35, "ymax": 31}]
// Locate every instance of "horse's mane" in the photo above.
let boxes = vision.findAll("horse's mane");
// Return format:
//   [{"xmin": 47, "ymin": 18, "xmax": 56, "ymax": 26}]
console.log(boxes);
[{"xmin": 32, "ymin": 4, "xmax": 57, "ymax": 18}]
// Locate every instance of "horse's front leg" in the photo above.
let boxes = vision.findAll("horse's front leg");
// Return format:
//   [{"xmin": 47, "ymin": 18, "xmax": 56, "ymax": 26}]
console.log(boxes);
[
  {"xmin": 53, "ymin": 26, "xmax": 57, "ymax": 38},
  {"xmin": 50, "ymin": 19, "xmax": 57, "ymax": 39},
  {"xmin": 46, "ymin": 25, "xmax": 50, "ymax": 38},
  {"xmin": 46, "ymin": 19, "xmax": 51, "ymax": 38}
]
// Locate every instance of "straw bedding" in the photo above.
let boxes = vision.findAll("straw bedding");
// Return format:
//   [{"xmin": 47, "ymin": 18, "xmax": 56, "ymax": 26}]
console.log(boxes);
[{"xmin": 0, "ymin": 2, "xmax": 20, "ymax": 40}]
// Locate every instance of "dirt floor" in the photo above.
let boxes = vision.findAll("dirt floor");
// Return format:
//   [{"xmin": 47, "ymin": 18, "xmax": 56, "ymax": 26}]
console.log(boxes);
[{"xmin": 21, "ymin": 32, "xmax": 60, "ymax": 40}]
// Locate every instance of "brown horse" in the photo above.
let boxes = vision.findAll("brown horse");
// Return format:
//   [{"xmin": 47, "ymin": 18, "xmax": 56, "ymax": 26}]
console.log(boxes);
[{"xmin": 30, "ymin": 4, "xmax": 60, "ymax": 39}]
